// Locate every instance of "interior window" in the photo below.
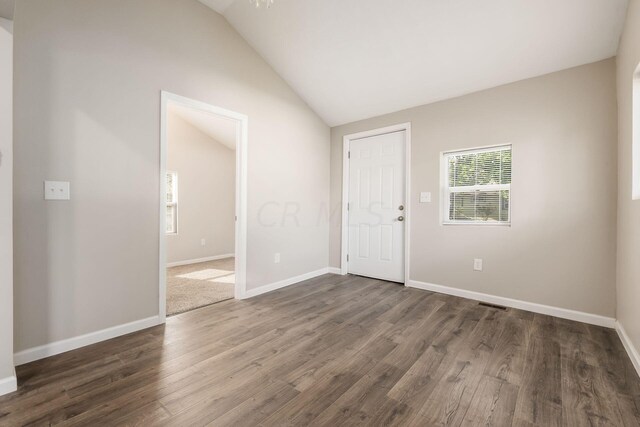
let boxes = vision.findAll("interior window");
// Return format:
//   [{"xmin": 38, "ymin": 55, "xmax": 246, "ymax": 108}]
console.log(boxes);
[
  {"xmin": 166, "ymin": 171, "xmax": 178, "ymax": 234},
  {"xmin": 633, "ymin": 63, "xmax": 640, "ymax": 200}
]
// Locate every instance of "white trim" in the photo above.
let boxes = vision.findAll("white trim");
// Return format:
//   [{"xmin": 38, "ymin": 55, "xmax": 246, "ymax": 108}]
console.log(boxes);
[
  {"xmin": 239, "ymin": 268, "xmax": 329, "ymax": 299},
  {"xmin": 327, "ymin": 267, "xmax": 344, "ymax": 275},
  {"xmin": 167, "ymin": 254, "xmax": 235, "ymax": 268},
  {"xmin": 448, "ymin": 184, "xmax": 510, "ymax": 193},
  {"xmin": 442, "ymin": 144, "xmax": 511, "ymax": 156},
  {"xmin": 632, "ymin": 63, "xmax": 640, "ymax": 200},
  {"xmin": 341, "ymin": 139, "xmax": 349, "ymax": 276},
  {"xmin": 441, "ymin": 221, "xmax": 511, "ymax": 227},
  {"xmin": 405, "ymin": 126, "xmax": 412, "ymax": 285},
  {"xmin": 14, "ymin": 316, "xmax": 162, "ymax": 366},
  {"xmin": 160, "ymin": 91, "xmax": 248, "ymax": 321},
  {"xmin": 616, "ymin": 321, "xmax": 640, "ymax": 378},
  {"xmin": 0, "ymin": 369, "xmax": 17, "ymax": 397},
  {"xmin": 340, "ymin": 123, "xmax": 412, "ymax": 282},
  {"xmin": 406, "ymin": 280, "xmax": 616, "ymax": 329}
]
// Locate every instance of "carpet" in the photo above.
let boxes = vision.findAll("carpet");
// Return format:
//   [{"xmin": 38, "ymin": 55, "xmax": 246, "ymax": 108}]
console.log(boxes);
[{"xmin": 167, "ymin": 257, "xmax": 235, "ymax": 316}]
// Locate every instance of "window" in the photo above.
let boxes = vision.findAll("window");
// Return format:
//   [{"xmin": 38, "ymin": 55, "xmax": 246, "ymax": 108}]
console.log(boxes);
[
  {"xmin": 166, "ymin": 171, "xmax": 178, "ymax": 234},
  {"xmin": 633, "ymin": 63, "xmax": 640, "ymax": 200},
  {"xmin": 442, "ymin": 145, "xmax": 511, "ymax": 225}
]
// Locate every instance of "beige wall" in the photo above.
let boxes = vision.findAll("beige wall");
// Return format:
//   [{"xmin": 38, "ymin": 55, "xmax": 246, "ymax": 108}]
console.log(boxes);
[
  {"xmin": 0, "ymin": 0, "xmax": 14, "ymax": 20},
  {"xmin": 330, "ymin": 59, "xmax": 618, "ymax": 317},
  {"xmin": 616, "ymin": 0, "xmax": 640, "ymax": 354},
  {"xmin": 0, "ymin": 17, "xmax": 14, "ymax": 385},
  {"xmin": 167, "ymin": 113, "xmax": 235, "ymax": 264},
  {"xmin": 13, "ymin": 0, "xmax": 329, "ymax": 353}
]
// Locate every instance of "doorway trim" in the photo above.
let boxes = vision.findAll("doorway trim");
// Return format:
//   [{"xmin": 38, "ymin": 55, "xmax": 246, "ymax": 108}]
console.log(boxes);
[
  {"xmin": 340, "ymin": 122, "xmax": 412, "ymax": 283},
  {"xmin": 159, "ymin": 91, "xmax": 248, "ymax": 321}
]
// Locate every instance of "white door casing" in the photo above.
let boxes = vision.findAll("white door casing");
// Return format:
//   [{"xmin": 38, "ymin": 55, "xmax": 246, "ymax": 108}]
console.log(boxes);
[
  {"xmin": 347, "ymin": 131, "xmax": 406, "ymax": 283},
  {"xmin": 160, "ymin": 91, "xmax": 248, "ymax": 321}
]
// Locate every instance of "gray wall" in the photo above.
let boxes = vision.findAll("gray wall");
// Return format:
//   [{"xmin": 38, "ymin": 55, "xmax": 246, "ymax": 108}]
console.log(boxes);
[
  {"xmin": 330, "ymin": 59, "xmax": 618, "ymax": 317},
  {"xmin": 0, "ymin": 17, "xmax": 13, "ymax": 385},
  {"xmin": 167, "ymin": 113, "xmax": 235, "ymax": 264},
  {"xmin": 617, "ymin": 0, "xmax": 640, "ymax": 355},
  {"xmin": 13, "ymin": 0, "xmax": 329, "ymax": 353},
  {"xmin": 0, "ymin": 0, "xmax": 13, "ymax": 20}
]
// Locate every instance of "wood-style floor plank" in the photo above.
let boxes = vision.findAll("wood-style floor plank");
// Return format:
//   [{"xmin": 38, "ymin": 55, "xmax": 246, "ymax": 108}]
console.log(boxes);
[
  {"xmin": 0, "ymin": 273, "xmax": 638, "ymax": 426},
  {"xmin": 513, "ymin": 315, "xmax": 564, "ymax": 427}
]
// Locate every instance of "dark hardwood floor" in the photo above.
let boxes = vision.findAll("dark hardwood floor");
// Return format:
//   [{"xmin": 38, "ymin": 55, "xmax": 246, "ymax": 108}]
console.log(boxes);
[{"xmin": 1, "ymin": 273, "xmax": 639, "ymax": 426}]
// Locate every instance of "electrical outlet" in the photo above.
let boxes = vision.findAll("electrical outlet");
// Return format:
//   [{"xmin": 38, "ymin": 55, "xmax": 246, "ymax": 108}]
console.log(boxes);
[
  {"xmin": 201, "ymin": 238, "xmax": 206, "ymax": 246},
  {"xmin": 474, "ymin": 258, "xmax": 483, "ymax": 271},
  {"xmin": 274, "ymin": 253, "xmax": 281, "ymax": 264}
]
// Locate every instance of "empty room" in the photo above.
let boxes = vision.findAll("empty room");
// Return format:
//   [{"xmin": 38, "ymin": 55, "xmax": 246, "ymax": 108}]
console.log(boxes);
[
  {"xmin": 165, "ymin": 98, "xmax": 238, "ymax": 316},
  {"xmin": 1, "ymin": 0, "xmax": 640, "ymax": 426}
]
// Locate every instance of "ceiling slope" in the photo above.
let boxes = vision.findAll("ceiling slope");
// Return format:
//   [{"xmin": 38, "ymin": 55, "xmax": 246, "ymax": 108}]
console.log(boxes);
[
  {"xmin": 204, "ymin": 0, "xmax": 629, "ymax": 126},
  {"xmin": 169, "ymin": 104, "xmax": 237, "ymax": 150}
]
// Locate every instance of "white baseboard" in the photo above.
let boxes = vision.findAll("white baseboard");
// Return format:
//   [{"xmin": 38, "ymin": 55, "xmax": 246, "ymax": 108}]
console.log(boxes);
[
  {"xmin": 14, "ymin": 316, "xmax": 163, "ymax": 366},
  {"xmin": 12, "ymin": 265, "xmax": 328, "ymax": 366},
  {"xmin": 167, "ymin": 254, "xmax": 234, "ymax": 268},
  {"xmin": 240, "ymin": 268, "xmax": 330, "ymax": 299},
  {"xmin": 0, "ymin": 369, "xmax": 17, "ymax": 397},
  {"xmin": 327, "ymin": 267, "xmax": 344, "ymax": 275},
  {"xmin": 406, "ymin": 280, "xmax": 616, "ymax": 329},
  {"xmin": 616, "ymin": 321, "xmax": 640, "ymax": 378}
]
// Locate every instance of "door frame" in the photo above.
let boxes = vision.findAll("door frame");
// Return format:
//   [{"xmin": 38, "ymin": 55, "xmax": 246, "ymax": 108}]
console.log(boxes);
[
  {"xmin": 159, "ymin": 91, "xmax": 248, "ymax": 321},
  {"xmin": 340, "ymin": 122, "xmax": 412, "ymax": 283}
]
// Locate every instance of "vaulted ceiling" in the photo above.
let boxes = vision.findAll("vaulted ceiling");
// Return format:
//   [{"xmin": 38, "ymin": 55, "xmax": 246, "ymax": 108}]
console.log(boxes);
[
  {"xmin": 205, "ymin": 0, "xmax": 629, "ymax": 126},
  {"xmin": 169, "ymin": 103, "xmax": 237, "ymax": 150}
]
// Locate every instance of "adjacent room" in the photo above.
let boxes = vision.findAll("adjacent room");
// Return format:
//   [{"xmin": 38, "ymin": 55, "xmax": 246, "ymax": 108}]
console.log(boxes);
[
  {"xmin": 1, "ymin": 0, "xmax": 640, "ymax": 425},
  {"xmin": 165, "ymin": 99, "xmax": 238, "ymax": 316}
]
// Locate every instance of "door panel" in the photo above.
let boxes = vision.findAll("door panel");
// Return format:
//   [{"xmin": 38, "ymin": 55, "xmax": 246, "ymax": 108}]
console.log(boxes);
[{"xmin": 348, "ymin": 131, "xmax": 405, "ymax": 283}]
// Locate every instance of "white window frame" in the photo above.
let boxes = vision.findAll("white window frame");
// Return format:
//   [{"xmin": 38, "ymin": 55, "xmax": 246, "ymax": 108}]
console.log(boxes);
[
  {"xmin": 166, "ymin": 171, "xmax": 178, "ymax": 235},
  {"xmin": 632, "ymin": 63, "xmax": 640, "ymax": 200},
  {"xmin": 441, "ymin": 144, "xmax": 512, "ymax": 226}
]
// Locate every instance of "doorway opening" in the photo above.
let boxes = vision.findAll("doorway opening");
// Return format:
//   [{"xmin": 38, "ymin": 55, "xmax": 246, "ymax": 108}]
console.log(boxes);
[
  {"xmin": 340, "ymin": 123, "xmax": 411, "ymax": 284},
  {"xmin": 159, "ymin": 92, "xmax": 247, "ymax": 319}
]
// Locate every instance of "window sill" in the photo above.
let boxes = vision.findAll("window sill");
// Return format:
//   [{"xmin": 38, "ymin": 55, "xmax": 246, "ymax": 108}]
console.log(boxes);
[{"xmin": 441, "ymin": 222, "xmax": 511, "ymax": 227}]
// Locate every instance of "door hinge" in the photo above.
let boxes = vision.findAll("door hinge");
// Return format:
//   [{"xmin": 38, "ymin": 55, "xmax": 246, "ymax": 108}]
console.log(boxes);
[
  {"xmin": 347, "ymin": 202, "xmax": 350, "ymax": 211},
  {"xmin": 348, "ymin": 151, "xmax": 351, "ymax": 159},
  {"xmin": 347, "ymin": 254, "xmax": 349, "ymax": 262}
]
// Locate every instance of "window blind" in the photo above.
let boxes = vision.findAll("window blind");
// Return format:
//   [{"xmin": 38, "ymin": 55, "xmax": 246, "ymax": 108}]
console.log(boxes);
[{"xmin": 443, "ymin": 145, "xmax": 511, "ymax": 224}]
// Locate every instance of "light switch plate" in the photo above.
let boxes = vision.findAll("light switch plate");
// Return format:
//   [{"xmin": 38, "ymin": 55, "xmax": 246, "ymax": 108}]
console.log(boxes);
[
  {"xmin": 474, "ymin": 258, "xmax": 483, "ymax": 271},
  {"xmin": 420, "ymin": 192, "xmax": 431, "ymax": 203},
  {"xmin": 44, "ymin": 181, "xmax": 70, "ymax": 201}
]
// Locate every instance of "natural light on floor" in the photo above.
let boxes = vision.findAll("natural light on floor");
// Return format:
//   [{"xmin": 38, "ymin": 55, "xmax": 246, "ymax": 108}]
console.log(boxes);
[
  {"xmin": 210, "ymin": 274, "xmax": 235, "ymax": 284},
  {"xmin": 176, "ymin": 269, "xmax": 233, "ymax": 280}
]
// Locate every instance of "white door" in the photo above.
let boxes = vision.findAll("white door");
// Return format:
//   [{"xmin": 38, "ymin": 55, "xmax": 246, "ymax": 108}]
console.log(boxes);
[{"xmin": 348, "ymin": 131, "xmax": 405, "ymax": 283}]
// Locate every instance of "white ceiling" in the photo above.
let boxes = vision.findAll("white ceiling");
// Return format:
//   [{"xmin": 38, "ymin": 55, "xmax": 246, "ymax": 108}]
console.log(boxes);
[
  {"xmin": 169, "ymin": 104, "xmax": 237, "ymax": 150},
  {"xmin": 199, "ymin": 0, "xmax": 236, "ymax": 14},
  {"xmin": 201, "ymin": 0, "xmax": 629, "ymax": 127}
]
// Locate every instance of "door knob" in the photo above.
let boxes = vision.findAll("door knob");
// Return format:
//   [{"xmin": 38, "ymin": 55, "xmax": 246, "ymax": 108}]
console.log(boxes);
[{"xmin": 397, "ymin": 216, "xmax": 404, "ymax": 222}]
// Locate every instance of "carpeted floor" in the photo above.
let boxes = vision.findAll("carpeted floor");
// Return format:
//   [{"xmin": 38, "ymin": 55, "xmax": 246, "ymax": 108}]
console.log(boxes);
[{"xmin": 166, "ymin": 257, "xmax": 235, "ymax": 316}]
